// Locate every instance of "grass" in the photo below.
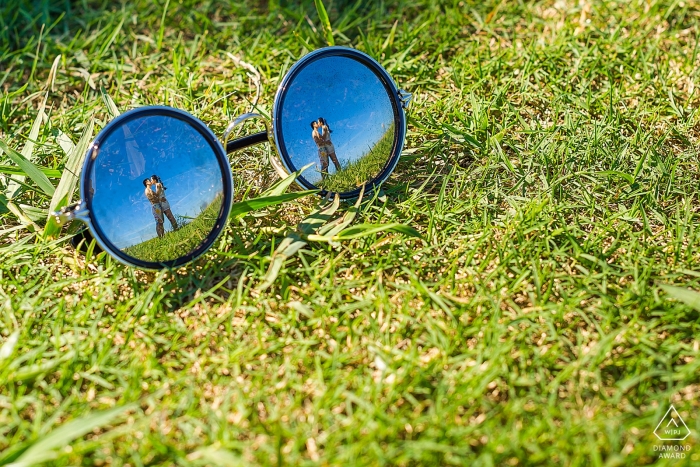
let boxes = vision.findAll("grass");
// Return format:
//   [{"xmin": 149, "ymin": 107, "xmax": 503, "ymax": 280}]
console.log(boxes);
[
  {"xmin": 317, "ymin": 123, "xmax": 395, "ymax": 193},
  {"xmin": 1, "ymin": 0, "xmax": 700, "ymax": 465},
  {"xmin": 122, "ymin": 195, "xmax": 223, "ymax": 263}
]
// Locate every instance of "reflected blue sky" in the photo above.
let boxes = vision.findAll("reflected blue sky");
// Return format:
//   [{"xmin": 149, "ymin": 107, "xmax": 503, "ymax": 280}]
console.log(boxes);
[
  {"xmin": 89, "ymin": 115, "xmax": 223, "ymax": 249},
  {"xmin": 279, "ymin": 56, "xmax": 395, "ymax": 184}
]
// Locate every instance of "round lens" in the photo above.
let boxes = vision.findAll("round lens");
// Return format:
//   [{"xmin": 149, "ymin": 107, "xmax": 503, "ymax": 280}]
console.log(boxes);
[
  {"xmin": 274, "ymin": 48, "xmax": 405, "ymax": 197},
  {"xmin": 83, "ymin": 108, "xmax": 232, "ymax": 268}
]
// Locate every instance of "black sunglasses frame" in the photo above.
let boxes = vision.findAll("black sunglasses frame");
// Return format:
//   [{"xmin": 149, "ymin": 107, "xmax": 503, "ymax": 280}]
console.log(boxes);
[{"xmin": 78, "ymin": 106, "xmax": 234, "ymax": 269}]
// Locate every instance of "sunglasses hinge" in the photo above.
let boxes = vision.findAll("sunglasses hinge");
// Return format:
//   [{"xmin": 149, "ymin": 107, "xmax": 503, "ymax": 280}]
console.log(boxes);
[{"xmin": 52, "ymin": 201, "xmax": 90, "ymax": 226}]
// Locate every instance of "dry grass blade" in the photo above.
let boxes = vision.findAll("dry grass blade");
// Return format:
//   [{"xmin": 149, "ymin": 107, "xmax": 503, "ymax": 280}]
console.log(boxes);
[{"xmin": 46, "ymin": 55, "xmax": 61, "ymax": 92}]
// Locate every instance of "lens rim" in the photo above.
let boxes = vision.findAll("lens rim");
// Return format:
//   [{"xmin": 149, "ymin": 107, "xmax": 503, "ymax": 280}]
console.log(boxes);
[
  {"xmin": 80, "ymin": 106, "xmax": 233, "ymax": 269},
  {"xmin": 271, "ymin": 46, "xmax": 407, "ymax": 199}
]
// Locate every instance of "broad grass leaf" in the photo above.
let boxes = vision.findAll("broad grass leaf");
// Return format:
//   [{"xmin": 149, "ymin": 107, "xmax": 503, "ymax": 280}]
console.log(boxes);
[
  {"xmin": 7, "ymin": 404, "xmax": 135, "ymax": 467},
  {"xmin": 44, "ymin": 119, "xmax": 94, "ymax": 238},
  {"xmin": 335, "ymin": 223, "xmax": 422, "ymax": 240},
  {"xmin": 261, "ymin": 163, "xmax": 314, "ymax": 197},
  {"xmin": 314, "ymin": 0, "xmax": 334, "ymax": 46},
  {"xmin": 0, "ymin": 193, "xmax": 8, "ymax": 214},
  {"xmin": 5, "ymin": 93, "xmax": 46, "ymax": 199},
  {"xmin": 4, "ymin": 201, "xmax": 39, "ymax": 230},
  {"xmin": 0, "ymin": 140, "xmax": 54, "ymax": 197},
  {"xmin": 660, "ymin": 284, "xmax": 700, "ymax": 312},
  {"xmin": 0, "ymin": 166, "xmax": 62, "ymax": 178},
  {"xmin": 599, "ymin": 170, "xmax": 634, "ymax": 185},
  {"xmin": 258, "ymin": 233, "xmax": 307, "ymax": 291},
  {"xmin": 100, "ymin": 87, "xmax": 121, "ymax": 118},
  {"xmin": 18, "ymin": 204, "xmax": 46, "ymax": 223},
  {"xmin": 229, "ymin": 191, "xmax": 316, "ymax": 219},
  {"xmin": 297, "ymin": 194, "xmax": 339, "ymax": 234},
  {"xmin": 317, "ymin": 185, "xmax": 365, "ymax": 237},
  {"xmin": 55, "ymin": 130, "xmax": 76, "ymax": 156}
]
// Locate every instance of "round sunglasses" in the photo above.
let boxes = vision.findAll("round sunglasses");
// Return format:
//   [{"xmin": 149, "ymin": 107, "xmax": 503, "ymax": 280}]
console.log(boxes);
[{"xmin": 53, "ymin": 46, "xmax": 412, "ymax": 270}]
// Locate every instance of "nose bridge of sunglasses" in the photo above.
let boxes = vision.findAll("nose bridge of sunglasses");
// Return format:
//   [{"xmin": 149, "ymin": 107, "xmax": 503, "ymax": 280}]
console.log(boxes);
[{"xmin": 223, "ymin": 112, "xmax": 289, "ymax": 179}]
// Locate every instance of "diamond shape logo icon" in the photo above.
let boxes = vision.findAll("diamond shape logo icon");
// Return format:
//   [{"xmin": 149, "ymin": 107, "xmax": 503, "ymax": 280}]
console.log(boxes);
[{"xmin": 654, "ymin": 405, "xmax": 691, "ymax": 441}]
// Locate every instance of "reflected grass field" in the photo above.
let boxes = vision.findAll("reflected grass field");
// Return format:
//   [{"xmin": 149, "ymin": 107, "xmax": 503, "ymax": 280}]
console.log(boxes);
[
  {"xmin": 122, "ymin": 195, "xmax": 222, "ymax": 262},
  {"xmin": 317, "ymin": 124, "xmax": 394, "ymax": 193}
]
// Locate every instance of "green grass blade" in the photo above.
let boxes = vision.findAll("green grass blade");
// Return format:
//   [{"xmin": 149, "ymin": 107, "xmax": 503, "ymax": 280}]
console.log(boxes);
[
  {"xmin": 5, "ymin": 94, "xmax": 47, "ymax": 199},
  {"xmin": 44, "ymin": 119, "xmax": 94, "ymax": 238},
  {"xmin": 19, "ymin": 204, "xmax": 47, "ymax": 223},
  {"xmin": 0, "ymin": 166, "xmax": 62, "ymax": 178},
  {"xmin": 0, "ymin": 193, "xmax": 8, "ymax": 214},
  {"xmin": 0, "ymin": 140, "xmax": 55, "ymax": 197},
  {"xmin": 261, "ymin": 163, "xmax": 313, "ymax": 197},
  {"xmin": 660, "ymin": 284, "xmax": 700, "ymax": 312},
  {"xmin": 317, "ymin": 186, "xmax": 364, "ymax": 237},
  {"xmin": 9, "ymin": 404, "xmax": 135, "ymax": 467},
  {"xmin": 100, "ymin": 87, "xmax": 121, "ymax": 118},
  {"xmin": 258, "ymin": 233, "xmax": 308, "ymax": 291},
  {"xmin": 157, "ymin": 0, "xmax": 171, "ymax": 51},
  {"xmin": 334, "ymin": 222, "xmax": 422, "ymax": 240},
  {"xmin": 314, "ymin": 0, "xmax": 334, "ymax": 46},
  {"xmin": 229, "ymin": 191, "xmax": 316, "ymax": 219},
  {"xmin": 297, "ymin": 194, "xmax": 340, "ymax": 234}
]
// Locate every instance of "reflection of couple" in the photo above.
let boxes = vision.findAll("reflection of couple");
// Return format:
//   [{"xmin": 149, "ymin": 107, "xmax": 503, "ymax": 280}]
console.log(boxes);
[
  {"xmin": 311, "ymin": 118, "xmax": 341, "ymax": 177},
  {"xmin": 143, "ymin": 174, "xmax": 178, "ymax": 238}
]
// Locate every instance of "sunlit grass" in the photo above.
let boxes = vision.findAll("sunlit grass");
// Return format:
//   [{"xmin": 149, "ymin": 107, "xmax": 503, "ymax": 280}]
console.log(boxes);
[
  {"xmin": 317, "ymin": 123, "xmax": 395, "ymax": 193},
  {"xmin": 122, "ymin": 195, "xmax": 223, "ymax": 262},
  {"xmin": 1, "ymin": 0, "xmax": 700, "ymax": 466}
]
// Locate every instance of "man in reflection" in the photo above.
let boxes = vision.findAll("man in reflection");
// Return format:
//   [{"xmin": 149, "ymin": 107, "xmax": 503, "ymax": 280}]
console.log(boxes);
[
  {"xmin": 311, "ymin": 119, "xmax": 341, "ymax": 179},
  {"xmin": 311, "ymin": 120, "xmax": 327, "ymax": 178},
  {"xmin": 151, "ymin": 174, "xmax": 178, "ymax": 232},
  {"xmin": 319, "ymin": 118, "xmax": 341, "ymax": 173},
  {"xmin": 143, "ymin": 178, "xmax": 165, "ymax": 238}
]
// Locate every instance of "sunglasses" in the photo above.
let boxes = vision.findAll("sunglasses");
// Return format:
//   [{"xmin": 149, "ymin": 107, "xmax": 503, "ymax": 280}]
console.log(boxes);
[{"xmin": 52, "ymin": 46, "xmax": 412, "ymax": 270}]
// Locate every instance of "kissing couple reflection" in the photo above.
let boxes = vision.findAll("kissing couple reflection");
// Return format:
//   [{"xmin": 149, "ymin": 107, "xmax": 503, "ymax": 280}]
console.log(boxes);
[
  {"xmin": 311, "ymin": 117, "xmax": 341, "ymax": 178},
  {"xmin": 143, "ymin": 174, "xmax": 178, "ymax": 238}
]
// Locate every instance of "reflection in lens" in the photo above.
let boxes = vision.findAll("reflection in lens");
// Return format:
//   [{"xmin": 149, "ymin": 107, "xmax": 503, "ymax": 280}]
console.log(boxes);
[
  {"xmin": 89, "ymin": 115, "xmax": 224, "ymax": 263},
  {"xmin": 279, "ymin": 55, "xmax": 396, "ymax": 193}
]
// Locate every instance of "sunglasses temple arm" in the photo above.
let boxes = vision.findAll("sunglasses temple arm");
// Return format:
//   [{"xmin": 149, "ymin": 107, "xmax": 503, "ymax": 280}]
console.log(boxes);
[{"xmin": 225, "ymin": 131, "xmax": 268, "ymax": 154}]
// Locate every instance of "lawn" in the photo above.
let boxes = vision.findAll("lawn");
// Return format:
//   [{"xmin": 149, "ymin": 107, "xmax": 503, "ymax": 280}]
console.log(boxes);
[
  {"xmin": 1, "ymin": 0, "xmax": 700, "ymax": 466},
  {"xmin": 317, "ymin": 123, "xmax": 395, "ymax": 193},
  {"xmin": 123, "ymin": 195, "xmax": 223, "ymax": 263}
]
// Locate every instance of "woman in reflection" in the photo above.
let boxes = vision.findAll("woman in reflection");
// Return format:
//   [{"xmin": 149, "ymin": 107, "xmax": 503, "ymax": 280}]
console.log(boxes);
[
  {"xmin": 143, "ymin": 178, "xmax": 165, "ymax": 238},
  {"xmin": 151, "ymin": 175, "xmax": 178, "ymax": 232},
  {"xmin": 311, "ymin": 120, "xmax": 329, "ymax": 178},
  {"xmin": 318, "ymin": 118, "xmax": 341, "ymax": 173}
]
